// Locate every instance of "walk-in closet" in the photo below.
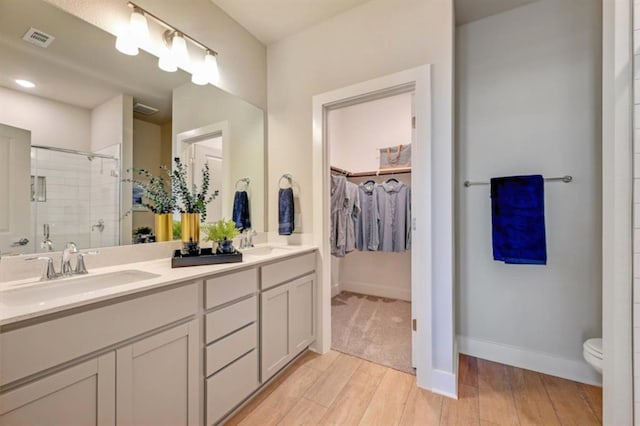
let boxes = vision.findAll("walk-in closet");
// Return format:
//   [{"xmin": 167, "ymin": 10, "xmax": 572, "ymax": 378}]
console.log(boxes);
[{"xmin": 328, "ymin": 91, "xmax": 414, "ymax": 374}]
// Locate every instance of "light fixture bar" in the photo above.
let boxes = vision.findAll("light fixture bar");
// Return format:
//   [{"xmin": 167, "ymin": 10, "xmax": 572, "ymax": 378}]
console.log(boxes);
[{"xmin": 126, "ymin": 2, "xmax": 218, "ymax": 56}]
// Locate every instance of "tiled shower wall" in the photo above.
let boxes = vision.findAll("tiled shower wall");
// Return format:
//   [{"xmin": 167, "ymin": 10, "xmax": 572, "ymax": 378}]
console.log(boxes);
[
  {"xmin": 90, "ymin": 144, "xmax": 120, "ymax": 248},
  {"xmin": 30, "ymin": 145, "xmax": 119, "ymax": 252}
]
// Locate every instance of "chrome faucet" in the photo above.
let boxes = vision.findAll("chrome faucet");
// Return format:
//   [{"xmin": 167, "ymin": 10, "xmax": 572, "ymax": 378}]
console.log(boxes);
[
  {"xmin": 247, "ymin": 230, "xmax": 257, "ymax": 248},
  {"xmin": 74, "ymin": 250, "xmax": 98, "ymax": 275},
  {"xmin": 41, "ymin": 224, "xmax": 54, "ymax": 251},
  {"xmin": 26, "ymin": 256, "xmax": 60, "ymax": 281},
  {"xmin": 61, "ymin": 242, "xmax": 78, "ymax": 276}
]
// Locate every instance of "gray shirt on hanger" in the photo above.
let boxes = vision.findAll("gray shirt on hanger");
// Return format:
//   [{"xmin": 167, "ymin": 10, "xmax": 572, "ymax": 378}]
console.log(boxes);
[{"xmin": 376, "ymin": 180, "xmax": 411, "ymax": 252}]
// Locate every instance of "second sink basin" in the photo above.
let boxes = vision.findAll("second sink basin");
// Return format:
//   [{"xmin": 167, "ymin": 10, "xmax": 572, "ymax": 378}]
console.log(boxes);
[
  {"xmin": 0, "ymin": 269, "xmax": 160, "ymax": 307},
  {"xmin": 241, "ymin": 245, "xmax": 294, "ymax": 257}
]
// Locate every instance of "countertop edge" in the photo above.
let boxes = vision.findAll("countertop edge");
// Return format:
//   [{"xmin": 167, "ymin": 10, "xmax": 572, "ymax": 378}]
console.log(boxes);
[{"xmin": 0, "ymin": 245, "xmax": 318, "ymax": 327}]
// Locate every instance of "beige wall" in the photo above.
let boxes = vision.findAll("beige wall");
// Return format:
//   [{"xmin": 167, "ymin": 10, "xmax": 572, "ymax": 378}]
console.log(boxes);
[
  {"xmin": 173, "ymin": 82, "xmax": 266, "ymax": 231},
  {"xmin": 0, "ymin": 86, "xmax": 90, "ymax": 151},
  {"xmin": 132, "ymin": 119, "xmax": 163, "ymax": 232}
]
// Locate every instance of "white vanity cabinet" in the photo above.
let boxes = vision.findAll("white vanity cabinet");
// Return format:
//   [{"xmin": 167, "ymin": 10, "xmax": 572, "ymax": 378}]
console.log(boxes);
[
  {"xmin": 0, "ymin": 282, "xmax": 200, "ymax": 426},
  {"xmin": 203, "ymin": 268, "xmax": 259, "ymax": 425},
  {"xmin": 260, "ymin": 253, "xmax": 316, "ymax": 383},
  {"xmin": 0, "ymin": 352, "xmax": 116, "ymax": 426},
  {"xmin": 116, "ymin": 320, "xmax": 200, "ymax": 426}
]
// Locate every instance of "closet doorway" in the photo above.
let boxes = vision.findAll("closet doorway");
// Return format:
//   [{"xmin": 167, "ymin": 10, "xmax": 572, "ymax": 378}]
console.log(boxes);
[
  {"xmin": 312, "ymin": 65, "xmax": 437, "ymax": 391},
  {"xmin": 328, "ymin": 92, "xmax": 414, "ymax": 374}
]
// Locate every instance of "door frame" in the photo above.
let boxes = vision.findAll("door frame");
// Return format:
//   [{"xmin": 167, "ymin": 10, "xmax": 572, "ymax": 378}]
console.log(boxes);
[
  {"xmin": 311, "ymin": 65, "xmax": 450, "ymax": 394},
  {"xmin": 175, "ymin": 121, "xmax": 230, "ymax": 222}
]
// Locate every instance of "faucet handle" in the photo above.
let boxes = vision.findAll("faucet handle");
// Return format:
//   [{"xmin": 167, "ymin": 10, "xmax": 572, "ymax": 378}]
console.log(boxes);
[
  {"xmin": 26, "ymin": 256, "xmax": 59, "ymax": 281},
  {"xmin": 74, "ymin": 251, "xmax": 98, "ymax": 275}
]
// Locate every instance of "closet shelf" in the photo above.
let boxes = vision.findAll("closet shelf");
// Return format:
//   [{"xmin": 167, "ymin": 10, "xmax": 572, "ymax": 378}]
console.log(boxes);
[{"xmin": 330, "ymin": 166, "xmax": 411, "ymax": 177}]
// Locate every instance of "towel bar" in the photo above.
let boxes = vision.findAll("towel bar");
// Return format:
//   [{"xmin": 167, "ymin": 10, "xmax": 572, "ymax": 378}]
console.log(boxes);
[{"xmin": 464, "ymin": 175, "xmax": 572, "ymax": 187}]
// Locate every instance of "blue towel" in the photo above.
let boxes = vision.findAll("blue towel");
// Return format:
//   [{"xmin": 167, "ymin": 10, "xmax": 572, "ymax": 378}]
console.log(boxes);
[
  {"xmin": 232, "ymin": 191, "xmax": 251, "ymax": 231},
  {"xmin": 278, "ymin": 188, "xmax": 294, "ymax": 235},
  {"xmin": 490, "ymin": 175, "xmax": 547, "ymax": 265}
]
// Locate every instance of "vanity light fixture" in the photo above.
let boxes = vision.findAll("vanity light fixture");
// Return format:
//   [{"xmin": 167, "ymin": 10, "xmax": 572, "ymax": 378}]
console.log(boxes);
[
  {"xmin": 116, "ymin": 2, "xmax": 220, "ymax": 86},
  {"xmin": 15, "ymin": 79, "xmax": 35, "ymax": 88},
  {"xmin": 115, "ymin": 6, "xmax": 149, "ymax": 55}
]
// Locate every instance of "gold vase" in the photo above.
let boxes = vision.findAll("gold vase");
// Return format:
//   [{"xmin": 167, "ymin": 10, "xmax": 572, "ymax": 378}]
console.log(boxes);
[
  {"xmin": 181, "ymin": 213, "xmax": 200, "ymax": 245},
  {"xmin": 155, "ymin": 214, "xmax": 173, "ymax": 242}
]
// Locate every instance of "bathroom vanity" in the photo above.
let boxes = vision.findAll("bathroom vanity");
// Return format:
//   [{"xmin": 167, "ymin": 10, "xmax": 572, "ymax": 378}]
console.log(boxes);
[{"xmin": 0, "ymin": 245, "xmax": 317, "ymax": 425}]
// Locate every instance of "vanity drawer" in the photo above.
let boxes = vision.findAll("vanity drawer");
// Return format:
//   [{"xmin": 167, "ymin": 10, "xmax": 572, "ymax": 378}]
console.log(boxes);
[
  {"xmin": 206, "ymin": 323, "xmax": 257, "ymax": 377},
  {"xmin": 205, "ymin": 295, "xmax": 257, "ymax": 343},
  {"xmin": 206, "ymin": 349, "xmax": 258, "ymax": 425},
  {"xmin": 205, "ymin": 268, "xmax": 258, "ymax": 310},
  {"xmin": 261, "ymin": 252, "xmax": 316, "ymax": 290}
]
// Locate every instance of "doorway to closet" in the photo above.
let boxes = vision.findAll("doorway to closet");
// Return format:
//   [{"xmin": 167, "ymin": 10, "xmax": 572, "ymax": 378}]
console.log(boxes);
[
  {"xmin": 327, "ymin": 91, "xmax": 414, "ymax": 374},
  {"xmin": 312, "ymin": 65, "xmax": 446, "ymax": 394}
]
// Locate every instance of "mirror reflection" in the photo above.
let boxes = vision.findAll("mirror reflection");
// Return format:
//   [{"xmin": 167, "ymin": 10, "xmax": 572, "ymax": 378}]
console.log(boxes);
[{"xmin": 0, "ymin": 0, "xmax": 265, "ymax": 255}]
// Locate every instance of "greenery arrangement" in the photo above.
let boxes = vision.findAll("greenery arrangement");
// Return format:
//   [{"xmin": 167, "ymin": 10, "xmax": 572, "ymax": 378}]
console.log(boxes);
[
  {"xmin": 133, "ymin": 226, "xmax": 153, "ymax": 235},
  {"xmin": 172, "ymin": 219, "xmax": 182, "ymax": 240},
  {"xmin": 203, "ymin": 219, "xmax": 240, "ymax": 243},
  {"xmin": 124, "ymin": 166, "xmax": 177, "ymax": 214},
  {"xmin": 171, "ymin": 157, "xmax": 219, "ymax": 222}
]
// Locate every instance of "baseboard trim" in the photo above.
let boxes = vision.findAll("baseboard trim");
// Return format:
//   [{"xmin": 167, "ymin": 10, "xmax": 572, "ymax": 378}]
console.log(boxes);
[
  {"xmin": 330, "ymin": 283, "xmax": 341, "ymax": 298},
  {"xmin": 339, "ymin": 281, "xmax": 411, "ymax": 301},
  {"xmin": 430, "ymin": 369, "xmax": 458, "ymax": 399},
  {"xmin": 457, "ymin": 336, "xmax": 602, "ymax": 386}
]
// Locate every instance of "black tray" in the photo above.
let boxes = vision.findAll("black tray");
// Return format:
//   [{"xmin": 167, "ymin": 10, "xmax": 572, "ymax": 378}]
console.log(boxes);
[{"xmin": 171, "ymin": 247, "xmax": 243, "ymax": 268}]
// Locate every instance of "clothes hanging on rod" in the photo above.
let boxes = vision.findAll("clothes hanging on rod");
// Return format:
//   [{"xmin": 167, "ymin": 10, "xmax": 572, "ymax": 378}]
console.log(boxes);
[
  {"xmin": 330, "ymin": 175, "xmax": 361, "ymax": 257},
  {"xmin": 355, "ymin": 180, "xmax": 379, "ymax": 251}
]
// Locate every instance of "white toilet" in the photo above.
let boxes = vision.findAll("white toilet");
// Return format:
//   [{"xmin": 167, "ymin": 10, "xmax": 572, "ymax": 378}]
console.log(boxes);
[{"xmin": 583, "ymin": 338, "xmax": 602, "ymax": 374}]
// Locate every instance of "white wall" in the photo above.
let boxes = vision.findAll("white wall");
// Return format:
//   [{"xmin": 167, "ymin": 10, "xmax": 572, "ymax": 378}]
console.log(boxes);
[
  {"xmin": 267, "ymin": 0, "xmax": 454, "ymax": 384},
  {"xmin": 329, "ymin": 93, "xmax": 413, "ymax": 172},
  {"xmin": 456, "ymin": 0, "xmax": 602, "ymax": 385},
  {"xmin": 0, "ymin": 86, "xmax": 91, "ymax": 151},
  {"xmin": 43, "ymin": 0, "xmax": 267, "ymax": 110}
]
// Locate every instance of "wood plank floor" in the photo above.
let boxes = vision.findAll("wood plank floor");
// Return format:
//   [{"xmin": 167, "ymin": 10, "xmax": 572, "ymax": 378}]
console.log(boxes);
[{"xmin": 226, "ymin": 351, "xmax": 602, "ymax": 426}]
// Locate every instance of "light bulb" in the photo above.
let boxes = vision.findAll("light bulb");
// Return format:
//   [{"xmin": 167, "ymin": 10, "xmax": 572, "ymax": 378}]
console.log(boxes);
[
  {"xmin": 171, "ymin": 33, "xmax": 190, "ymax": 70},
  {"xmin": 204, "ymin": 51, "xmax": 219, "ymax": 84},
  {"xmin": 129, "ymin": 8, "xmax": 149, "ymax": 48},
  {"xmin": 115, "ymin": 29, "xmax": 138, "ymax": 56},
  {"xmin": 158, "ymin": 43, "xmax": 177, "ymax": 72},
  {"xmin": 191, "ymin": 60, "xmax": 208, "ymax": 85}
]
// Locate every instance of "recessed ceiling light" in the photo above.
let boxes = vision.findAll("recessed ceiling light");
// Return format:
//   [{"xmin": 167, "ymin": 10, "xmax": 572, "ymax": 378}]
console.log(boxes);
[{"xmin": 15, "ymin": 79, "xmax": 35, "ymax": 88}]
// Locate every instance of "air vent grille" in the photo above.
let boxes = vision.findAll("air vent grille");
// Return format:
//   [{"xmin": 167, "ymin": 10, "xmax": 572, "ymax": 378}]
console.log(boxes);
[
  {"xmin": 133, "ymin": 102, "xmax": 159, "ymax": 115},
  {"xmin": 22, "ymin": 27, "xmax": 55, "ymax": 48}
]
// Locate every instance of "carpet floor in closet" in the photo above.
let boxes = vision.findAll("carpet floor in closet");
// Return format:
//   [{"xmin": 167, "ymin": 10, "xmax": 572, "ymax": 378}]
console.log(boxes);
[{"xmin": 331, "ymin": 291, "xmax": 413, "ymax": 374}]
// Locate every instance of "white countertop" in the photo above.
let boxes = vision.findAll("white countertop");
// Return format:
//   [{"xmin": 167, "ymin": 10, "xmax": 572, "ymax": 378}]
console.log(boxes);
[{"xmin": 0, "ymin": 244, "xmax": 317, "ymax": 326}]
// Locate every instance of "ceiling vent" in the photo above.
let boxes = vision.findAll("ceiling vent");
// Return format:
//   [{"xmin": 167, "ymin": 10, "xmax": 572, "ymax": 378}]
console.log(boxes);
[
  {"xmin": 133, "ymin": 102, "xmax": 159, "ymax": 115},
  {"xmin": 22, "ymin": 27, "xmax": 55, "ymax": 48}
]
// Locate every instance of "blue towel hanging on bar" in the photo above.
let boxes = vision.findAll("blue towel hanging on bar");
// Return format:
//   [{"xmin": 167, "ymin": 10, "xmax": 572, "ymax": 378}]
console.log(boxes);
[{"xmin": 490, "ymin": 175, "xmax": 547, "ymax": 265}]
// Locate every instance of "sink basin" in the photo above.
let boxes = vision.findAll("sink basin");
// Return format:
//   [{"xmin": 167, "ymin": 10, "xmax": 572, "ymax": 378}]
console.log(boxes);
[
  {"xmin": 241, "ymin": 245, "xmax": 293, "ymax": 257},
  {"xmin": 0, "ymin": 269, "xmax": 160, "ymax": 307}
]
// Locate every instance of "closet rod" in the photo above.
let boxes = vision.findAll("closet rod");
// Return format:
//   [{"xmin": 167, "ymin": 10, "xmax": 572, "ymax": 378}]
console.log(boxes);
[
  {"xmin": 463, "ymin": 175, "xmax": 573, "ymax": 187},
  {"xmin": 330, "ymin": 165, "xmax": 411, "ymax": 177}
]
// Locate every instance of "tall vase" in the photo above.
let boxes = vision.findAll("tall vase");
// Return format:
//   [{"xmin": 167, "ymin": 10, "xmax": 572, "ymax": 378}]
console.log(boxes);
[
  {"xmin": 181, "ymin": 213, "xmax": 200, "ymax": 254},
  {"xmin": 155, "ymin": 214, "xmax": 173, "ymax": 242}
]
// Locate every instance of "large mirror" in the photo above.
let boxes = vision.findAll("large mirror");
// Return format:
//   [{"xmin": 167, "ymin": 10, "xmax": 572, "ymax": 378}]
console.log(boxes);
[{"xmin": 0, "ymin": 0, "xmax": 265, "ymax": 255}]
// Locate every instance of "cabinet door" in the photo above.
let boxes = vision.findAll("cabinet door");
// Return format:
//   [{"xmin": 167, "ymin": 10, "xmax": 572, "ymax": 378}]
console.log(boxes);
[
  {"xmin": 260, "ymin": 283, "xmax": 292, "ymax": 382},
  {"xmin": 116, "ymin": 320, "xmax": 199, "ymax": 426},
  {"xmin": 0, "ymin": 352, "xmax": 115, "ymax": 426},
  {"xmin": 289, "ymin": 274, "xmax": 316, "ymax": 355}
]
